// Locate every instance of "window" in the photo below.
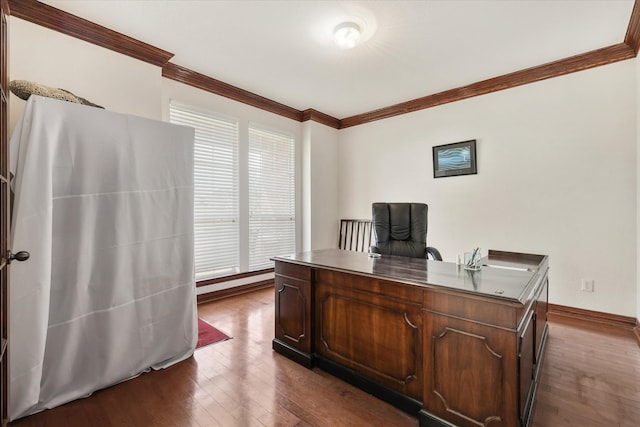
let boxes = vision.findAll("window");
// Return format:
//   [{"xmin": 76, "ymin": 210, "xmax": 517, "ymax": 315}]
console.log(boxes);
[
  {"xmin": 170, "ymin": 103, "xmax": 296, "ymax": 280},
  {"xmin": 248, "ymin": 126, "xmax": 296, "ymax": 270},
  {"xmin": 169, "ymin": 102, "xmax": 239, "ymax": 280}
]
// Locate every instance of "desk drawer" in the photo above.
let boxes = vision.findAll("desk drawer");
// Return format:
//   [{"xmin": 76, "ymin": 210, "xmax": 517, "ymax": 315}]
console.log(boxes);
[
  {"xmin": 315, "ymin": 268, "xmax": 423, "ymax": 304},
  {"xmin": 275, "ymin": 261, "xmax": 311, "ymax": 281}
]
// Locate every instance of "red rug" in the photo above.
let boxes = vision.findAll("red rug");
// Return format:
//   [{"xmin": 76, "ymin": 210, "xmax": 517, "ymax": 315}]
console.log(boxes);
[{"xmin": 197, "ymin": 318, "xmax": 231, "ymax": 349}]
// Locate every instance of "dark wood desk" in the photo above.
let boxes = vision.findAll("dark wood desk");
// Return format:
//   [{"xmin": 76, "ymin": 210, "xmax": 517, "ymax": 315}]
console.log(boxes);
[{"xmin": 272, "ymin": 249, "xmax": 549, "ymax": 427}]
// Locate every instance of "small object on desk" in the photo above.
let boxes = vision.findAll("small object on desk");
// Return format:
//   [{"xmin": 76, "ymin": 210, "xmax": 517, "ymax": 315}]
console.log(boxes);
[
  {"xmin": 464, "ymin": 247, "xmax": 481, "ymax": 271},
  {"xmin": 368, "ymin": 252, "xmax": 381, "ymax": 258}
]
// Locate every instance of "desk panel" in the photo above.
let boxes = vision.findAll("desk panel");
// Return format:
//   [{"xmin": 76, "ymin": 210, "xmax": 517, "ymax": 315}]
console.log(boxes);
[
  {"xmin": 315, "ymin": 270, "xmax": 423, "ymax": 400},
  {"xmin": 273, "ymin": 249, "xmax": 548, "ymax": 427},
  {"xmin": 424, "ymin": 312, "xmax": 517, "ymax": 427}
]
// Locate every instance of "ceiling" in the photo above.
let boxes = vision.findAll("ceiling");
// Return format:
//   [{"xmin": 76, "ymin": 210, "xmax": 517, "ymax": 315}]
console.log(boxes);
[{"xmin": 40, "ymin": 0, "xmax": 635, "ymax": 119}]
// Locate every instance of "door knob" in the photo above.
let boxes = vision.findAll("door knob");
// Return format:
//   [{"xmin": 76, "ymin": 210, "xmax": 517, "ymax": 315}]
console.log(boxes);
[{"xmin": 8, "ymin": 250, "xmax": 30, "ymax": 263}]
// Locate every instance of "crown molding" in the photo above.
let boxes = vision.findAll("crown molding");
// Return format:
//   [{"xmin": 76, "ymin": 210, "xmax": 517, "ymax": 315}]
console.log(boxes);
[
  {"xmin": 162, "ymin": 62, "xmax": 304, "ymax": 122},
  {"xmin": 340, "ymin": 43, "xmax": 635, "ymax": 128},
  {"xmin": 625, "ymin": 0, "xmax": 640, "ymax": 55},
  {"xmin": 301, "ymin": 109, "xmax": 341, "ymax": 129},
  {"xmin": 163, "ymin": 64, "xmax": 344, "ymax": 126},
  {"xmin": 8, "ymin": 0, "xmax": 640, "ymax": 130},
  {"xmin": 6, "ymin": 0, "xmax": 340, "ymax": 126},
  {"xmin": 7, "ymin": 0, "xmax": 173, "ymax": 67}
]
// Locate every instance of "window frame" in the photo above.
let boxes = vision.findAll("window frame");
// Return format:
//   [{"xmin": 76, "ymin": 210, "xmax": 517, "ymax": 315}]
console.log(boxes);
[{"xmin": 169, "ymin": 102, "xmax": 299, "ymax": 282}]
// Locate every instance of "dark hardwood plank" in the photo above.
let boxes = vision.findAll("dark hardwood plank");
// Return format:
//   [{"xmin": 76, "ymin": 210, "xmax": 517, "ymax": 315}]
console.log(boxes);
[
  {"xmin": 9, "ymin": 287, "xmax": 640, "ymax": 427},
  {"xmin": 531, "ymin": 317, "xmax": 640, "ymax": 427}
]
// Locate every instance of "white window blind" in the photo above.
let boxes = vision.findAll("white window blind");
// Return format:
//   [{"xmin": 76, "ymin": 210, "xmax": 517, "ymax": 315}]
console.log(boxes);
[
  {"xmin": 248, "ymin": 126, "xmax": 296, "ymax": 270},
  {"xmin": 169, "ymin": 102, "xmax": 239, "ymax": 280}
]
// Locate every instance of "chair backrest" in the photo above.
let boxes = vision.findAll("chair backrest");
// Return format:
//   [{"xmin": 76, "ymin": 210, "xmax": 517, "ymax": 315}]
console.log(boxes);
[
  {"xmin": 371, "ymin": 202, "xmax": 428, "ymax": 258},
  {"xmin": 339, "ymin": 219, "xmax": 372, "ymax": 252}
]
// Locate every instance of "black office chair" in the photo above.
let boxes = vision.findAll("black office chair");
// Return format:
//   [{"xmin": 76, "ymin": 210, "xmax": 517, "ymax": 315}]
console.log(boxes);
[{"xmin": 370, "ymin": 202, "xmax": 442, "ymax": 260}]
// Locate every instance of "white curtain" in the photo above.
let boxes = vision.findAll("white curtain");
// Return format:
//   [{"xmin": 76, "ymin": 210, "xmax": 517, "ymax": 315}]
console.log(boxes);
[{"xmin": 8, "ymin": 96, "xmax": 197, "ymax": 420}]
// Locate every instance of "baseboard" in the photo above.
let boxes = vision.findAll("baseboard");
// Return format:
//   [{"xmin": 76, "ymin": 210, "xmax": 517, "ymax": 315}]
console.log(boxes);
[
  {"xmin": 197, "ymin": 291, "xmax": 640, "ymax": 344},
  {"xmin": 197, "ymin": 279, "xmax": 274, "ymax": 304},
  {"xmin": 272, "ymin": 339, "xmax": 314, "ymax": 369},
  {"xmin": 196, "ymin": 268, "xmax": 274, "ymax": 287},
  {"xmin": 315, "ymin": 355, "xmax": 423, "ymax": 416},
  {"xmin": 548, "ymin": 303, "xmax": 636, "ymax": 329}
]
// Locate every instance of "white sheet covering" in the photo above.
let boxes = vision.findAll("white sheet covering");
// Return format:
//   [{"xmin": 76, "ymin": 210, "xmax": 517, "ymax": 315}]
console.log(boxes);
[{"xmin": 8, "ymin": 96, "xmax": 196, "ymax": 420}]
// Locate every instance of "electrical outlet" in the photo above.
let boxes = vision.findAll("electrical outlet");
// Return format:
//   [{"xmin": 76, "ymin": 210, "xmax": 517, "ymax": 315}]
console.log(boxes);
[{"xmin": 581, "ymin": 279, "xmax": 595, "ymax": 292}]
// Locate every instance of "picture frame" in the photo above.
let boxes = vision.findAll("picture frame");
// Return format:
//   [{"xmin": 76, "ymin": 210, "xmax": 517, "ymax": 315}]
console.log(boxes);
[{"xmin": 432, "ymin": 139, "xmax": 477, "ymax": 178}]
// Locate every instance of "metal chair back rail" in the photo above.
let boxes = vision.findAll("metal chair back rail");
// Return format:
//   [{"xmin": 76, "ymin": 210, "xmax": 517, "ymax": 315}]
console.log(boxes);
[{"xmin": 339, "ymin": 219, "xmax": 372, "ymax": 252}]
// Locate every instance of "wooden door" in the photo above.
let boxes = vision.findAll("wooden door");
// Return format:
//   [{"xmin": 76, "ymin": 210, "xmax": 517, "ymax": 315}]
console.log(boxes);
[
  {"xmin": 0, "ymin": 2, "xmax": 28, "ymax": 423},
  {"xmin": 0, "ymin": 0, "xmax": 9, "ymax": 422}
]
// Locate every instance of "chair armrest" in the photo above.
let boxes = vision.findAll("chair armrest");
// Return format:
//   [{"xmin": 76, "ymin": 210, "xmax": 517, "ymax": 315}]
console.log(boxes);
[{"xmin": 427, "ymin": 246, "xmax": 442, "ymax": 261}]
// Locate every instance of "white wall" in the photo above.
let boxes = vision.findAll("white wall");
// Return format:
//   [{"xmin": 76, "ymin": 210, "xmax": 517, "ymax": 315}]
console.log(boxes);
[
  {"xmin": 8, "ymin": 17, "xmax": 322, "ymax": 293},
  {"xmin": 9, "ymin": 14, "xmax": 638, "ymax": 316},
  {"xmin": 161, "ymin": 78, "xmax": 304, "ymax": 255},
  {"xmin": 338, "ymin": 60, "xmax": 637, "ymax": 317},
  {"xmin": 301, "ymin": 121, "xmax": 339, "ymax": 251},
  {"xmin": 8, "ymin": 17, "xmax": 162, "ymax": 132},
  {"xmin": 161, "ymin": 79, "xmax": 310, "ymax": 293}
]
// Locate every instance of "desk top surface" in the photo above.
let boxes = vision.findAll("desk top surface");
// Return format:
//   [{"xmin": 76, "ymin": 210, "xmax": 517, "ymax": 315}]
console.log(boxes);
[{"xmin": 273, "ymin": 248, "xmax": 548, "ymax": 303}]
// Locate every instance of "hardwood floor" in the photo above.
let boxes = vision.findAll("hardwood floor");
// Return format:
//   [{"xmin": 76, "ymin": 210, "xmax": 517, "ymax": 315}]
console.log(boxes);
[
  {"xmin": 9, "ymin": 287, "xmax": 640, "ymax": 427},
  {"xmin": 533, "ymin": 315, "xmax": 640, "ymax": 426}
]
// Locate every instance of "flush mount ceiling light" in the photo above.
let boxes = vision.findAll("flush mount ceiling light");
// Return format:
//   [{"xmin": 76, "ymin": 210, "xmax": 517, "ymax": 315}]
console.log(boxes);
[{"xmin": 333, "ymin": 21, "xmax": 361, "ymax": 49}]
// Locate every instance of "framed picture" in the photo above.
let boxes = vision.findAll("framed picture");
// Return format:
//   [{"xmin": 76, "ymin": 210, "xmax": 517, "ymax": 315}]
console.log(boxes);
[{"xmin": 432, "ymin": 139, "xmax": 477, "ymax": 178}]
